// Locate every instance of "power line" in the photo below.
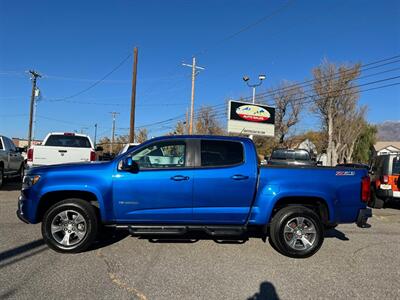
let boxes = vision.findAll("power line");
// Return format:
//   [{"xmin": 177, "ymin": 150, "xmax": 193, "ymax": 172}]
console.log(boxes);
[
  {"xmin": 239, "ymin": 55, "xmax": 400, "ymax": 101},
  {"xmin": 195, "ymin": 0, "xmax": 296, "ymax": 57},
  {"xmin": 45, "ymin": 53, "xmax": 132, "ymax": 102},
  {"xmin": 136, "ymin": 77, "xmax": 400, "ymax": 132}
]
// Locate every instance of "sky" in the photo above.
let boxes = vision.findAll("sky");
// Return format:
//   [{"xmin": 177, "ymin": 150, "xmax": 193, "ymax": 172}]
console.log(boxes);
[{"xmin": 1, "ymin": 0, "xmax": 399, "ymax": 142}]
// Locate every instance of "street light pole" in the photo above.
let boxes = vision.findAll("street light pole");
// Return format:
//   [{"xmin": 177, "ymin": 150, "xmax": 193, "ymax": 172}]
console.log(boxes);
[{"xmin": 242, "ymin": 74, "xmax": 266, "ymax": 139}]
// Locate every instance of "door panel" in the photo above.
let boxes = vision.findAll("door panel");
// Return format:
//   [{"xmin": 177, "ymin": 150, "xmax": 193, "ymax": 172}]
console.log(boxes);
[
  {"xmin": 192, "ymin": 140, "xmax": 258, "ymax": 224},
  {"xmin": 112, "ymin": 139, "xmax": 194, "ymax": 223},
  {"xmin": 112, "ymin": 169, "xmax": 193, "ymax": 222}
]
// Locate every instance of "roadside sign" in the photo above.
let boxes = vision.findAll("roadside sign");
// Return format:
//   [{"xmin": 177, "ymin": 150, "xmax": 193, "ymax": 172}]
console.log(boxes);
[{"xmin": 227, "ymin": 100, "xmax": 275, "ymax": 137}]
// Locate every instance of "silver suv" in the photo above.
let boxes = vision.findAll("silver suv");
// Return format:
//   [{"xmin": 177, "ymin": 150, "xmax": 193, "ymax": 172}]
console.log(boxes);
[{"xmin": 0, "ymin": 135, "xmax": 25, "ymax": 188}]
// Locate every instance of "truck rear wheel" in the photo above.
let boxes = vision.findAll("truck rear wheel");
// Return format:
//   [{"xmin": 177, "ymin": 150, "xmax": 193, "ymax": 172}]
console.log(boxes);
[
  {"xmin": 269, "ymin": 206, "xmax": 324, "ymax": 258},
  {"xmin": 41, "ymin": 199, "xmax": 98, "ymax": 253}
]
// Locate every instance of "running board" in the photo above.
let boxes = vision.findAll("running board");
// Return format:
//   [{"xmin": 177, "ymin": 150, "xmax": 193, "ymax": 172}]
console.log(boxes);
[{"xmin": 127, "ymin": 225, "xmax": 246, "ymax": 237}]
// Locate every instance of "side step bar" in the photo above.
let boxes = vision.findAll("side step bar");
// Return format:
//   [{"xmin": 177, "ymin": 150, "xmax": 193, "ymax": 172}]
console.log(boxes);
[{"xmin": 127, "ymin": 225, "xmax": 246, "ymax": 237}]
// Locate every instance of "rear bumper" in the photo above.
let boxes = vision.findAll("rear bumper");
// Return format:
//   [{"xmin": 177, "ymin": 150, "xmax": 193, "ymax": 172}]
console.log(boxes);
[
  {"xmin": 376, "ymin": 189, "xmax": 400, "ymax": 200},
  {"xmin": 376, "ymin": 189, "xmax": 393, "ymax": 199},
  {"xmin": 356, "ymin": 208, "xmax": 372, "ymax": 228}
]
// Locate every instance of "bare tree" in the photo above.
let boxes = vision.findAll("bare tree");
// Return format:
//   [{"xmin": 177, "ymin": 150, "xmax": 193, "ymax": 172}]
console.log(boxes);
[
  {"xmin": 135, "ymin": 128, "xmax": 148, "ymax": 143},
  {"xmin": 173, "ymin": 121, "xmax": 186, "ymax": 135},
  {"xmin": 195, "ymin": 106, "xmax": 224, "ymax": 135},
  {"xmin": 271, "ymin": 81, "xmax": 304, "ymax": 146},
  {"xmin": 312, "ymin": 59, "xmax": 364, "ymax": 165}
]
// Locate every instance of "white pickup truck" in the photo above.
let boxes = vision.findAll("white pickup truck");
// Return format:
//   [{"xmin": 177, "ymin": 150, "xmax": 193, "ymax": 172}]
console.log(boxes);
[{"xmin": 27, "ymin": 132, "xmax": 101, "ymax": 168}]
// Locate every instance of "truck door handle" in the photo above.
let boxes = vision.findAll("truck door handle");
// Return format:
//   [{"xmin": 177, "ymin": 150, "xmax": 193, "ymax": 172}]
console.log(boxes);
[
  {"xmin": 58, "ymin": 150, "xmax": 67, "ymax": 153},
  {"xmin": 231, "ymin": 174, "xmax": 249, "ymax": 180},
  {"xmin": 170, "ymin": 175, "xmax": 189, "ymax": 181}
]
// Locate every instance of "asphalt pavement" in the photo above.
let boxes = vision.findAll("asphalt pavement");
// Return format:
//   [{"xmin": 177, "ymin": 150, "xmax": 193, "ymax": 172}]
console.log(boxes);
[{"xmin": 1, "ymin": 181, "xmax": 399, "ymax": 300}]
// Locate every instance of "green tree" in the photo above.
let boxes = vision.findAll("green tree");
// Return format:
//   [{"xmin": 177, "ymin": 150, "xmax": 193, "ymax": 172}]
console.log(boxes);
[{"xmin": 352, "ymin": 123, "xmax": 377, "ymax": 164}]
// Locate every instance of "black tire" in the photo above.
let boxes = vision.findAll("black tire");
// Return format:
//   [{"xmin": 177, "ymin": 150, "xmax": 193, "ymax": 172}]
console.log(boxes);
[
  {"xmin": 370, "ymin": 189, "xmax": 385, "ymax": 209},
  {"xmin": 41, "ymin": 198, "xmax": 98, "ymax": 253},
  {"xmin": 269, "ymin": 206, "xmax": 324, "ymax": 258}
]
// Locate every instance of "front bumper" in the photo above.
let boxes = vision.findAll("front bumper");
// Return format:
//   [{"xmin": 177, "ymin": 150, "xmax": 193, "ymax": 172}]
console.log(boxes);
[
  {"xmin": 356, "ymin": 208, "xmax": 372, "ymax": 228},
  {"xmin": 17, "ymin": 194, "xmax": 31, "ymax": 224}
]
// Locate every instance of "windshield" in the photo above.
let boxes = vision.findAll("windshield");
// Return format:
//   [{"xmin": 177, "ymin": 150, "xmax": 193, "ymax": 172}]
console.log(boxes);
[
  {"xmin": 44, "ymin": 135, "xmax": 92, "ymax": 148},
  {"xmin": 271, "ymin": 149, "xmax": 310, "ymax": 161}
]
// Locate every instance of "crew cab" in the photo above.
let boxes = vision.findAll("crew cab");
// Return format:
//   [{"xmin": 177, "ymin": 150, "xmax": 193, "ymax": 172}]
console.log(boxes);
[
  {"xmin": 27, "ymin": 132, "xmax": 101, "ymax": 168},
  {"xmin": 17, "ymin": 135, "xmax": 372, "ymax": 258},
  {"xmin": 0, "ymin": 135, "xmax": 25, "ymax": 188}
]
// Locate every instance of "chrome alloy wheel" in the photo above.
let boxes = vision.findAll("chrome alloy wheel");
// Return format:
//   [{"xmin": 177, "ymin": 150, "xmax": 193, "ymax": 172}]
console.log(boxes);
[
  {"xmin": 51, "ymin": 210, "xmax": 87, "ymax": 247},
  {"xmin": 283, "ymin": 217, "xmax": 317, "ymax": 251}
]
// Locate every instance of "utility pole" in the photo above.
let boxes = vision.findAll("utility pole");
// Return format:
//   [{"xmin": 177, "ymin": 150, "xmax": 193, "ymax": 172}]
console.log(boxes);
[
  {"xmin": 182, "ymin": 57, "xmax": 205, "ymax": 134},
  {"xmin": 185, "ymin": 107, "xmax": 189, "ymax": 134},
  {"xmin": 27, "ymin": 70, "xmax": 41, "ymax": 148},
  {"xmin": 94, "ymin": 123, "xmax": 98, "ymax": 146},
  {"xmin": 129, "ymin": 47, "xmax": 138, "ymax": 143},
  {"xmin": 110, "ymin": 112, "xmax": 119, "ymax": 154}
]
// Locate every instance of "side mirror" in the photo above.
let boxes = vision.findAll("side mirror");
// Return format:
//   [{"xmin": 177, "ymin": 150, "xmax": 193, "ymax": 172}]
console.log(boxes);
[
  {"xmin": 121, "ymin": 157, "xmax": 139, "ymax": 173},
  {"xmin": 316, "ymin": 161, "xmax": 323, "ymax": 166},
  {"xmin": 16, "ymin": 147, "xmax": 26, "ymax": 153},
  {"xmin": 95, "ymin": 146, "xmax": 104, "ymax": 152}
]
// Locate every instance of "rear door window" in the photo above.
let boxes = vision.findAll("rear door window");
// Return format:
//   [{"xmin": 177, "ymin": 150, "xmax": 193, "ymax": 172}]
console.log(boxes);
[
  {"xmin": 45, "ymin": 135, "xmax": 91, "ymax": 148},
  {"xmin": 201, "ymin": 140, "xmax": 243, "ymax": 167},
  {"xmin": 0, "ymin": 138, "xmax": 4, "ymax": 150}
]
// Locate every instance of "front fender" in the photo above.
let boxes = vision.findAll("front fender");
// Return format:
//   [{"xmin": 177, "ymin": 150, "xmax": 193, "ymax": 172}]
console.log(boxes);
[{"xmin": 37, "ymin": 185, "xmax": 112, "ymax": 223}]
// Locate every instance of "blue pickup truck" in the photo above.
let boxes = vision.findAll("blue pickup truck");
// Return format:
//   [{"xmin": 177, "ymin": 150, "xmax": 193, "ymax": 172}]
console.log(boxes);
[{"xmin": 17, "ymin": 135, "xmax": 372, "ymax": 258}]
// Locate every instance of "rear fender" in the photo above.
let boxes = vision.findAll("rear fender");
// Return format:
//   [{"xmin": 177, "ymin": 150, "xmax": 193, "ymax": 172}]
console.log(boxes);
[{"xmin": 249, "ymin": 185, "xmax": 335, "ymax": 225}]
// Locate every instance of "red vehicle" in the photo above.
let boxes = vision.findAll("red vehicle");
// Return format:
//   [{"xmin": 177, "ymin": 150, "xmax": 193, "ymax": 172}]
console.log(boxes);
[{"xmin": 370, "ymin": 154, "xmax": 400, "ymax": 208}]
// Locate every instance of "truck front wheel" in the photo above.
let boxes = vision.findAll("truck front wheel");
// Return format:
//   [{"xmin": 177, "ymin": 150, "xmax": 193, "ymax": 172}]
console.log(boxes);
[
  {"xmin": 41, "ymin": 199, "xmax": 98, "ymax": 253},
  {"xmin": 269, "ymin": 206, "xmax": 324, "ymax": 258}
]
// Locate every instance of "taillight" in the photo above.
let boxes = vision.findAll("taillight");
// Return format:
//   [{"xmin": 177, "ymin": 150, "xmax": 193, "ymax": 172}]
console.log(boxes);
[
  {"xmin": 380, "ymin": 175, "xmax": 389, "ymax": 184},
  {"xmin": 27, "ymin": 148, "xmax": 33, "ymax": 162},
  {"xmin": 361, "ymin": 176, "xmax": 371, "ymax": 203},
  {"xmin": 90, "ymin": 150, "xmax": 96, "ymax": 161}
]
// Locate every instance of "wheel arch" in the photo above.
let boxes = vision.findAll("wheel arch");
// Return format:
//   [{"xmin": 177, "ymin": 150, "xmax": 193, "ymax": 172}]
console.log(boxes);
[
  {"xmin": 36, "ymin": 190, "xmax": 102, "ymax": 222},
  {"xmin": 270, "ymin": 196, "xmax": 331, "ymax": 225}
]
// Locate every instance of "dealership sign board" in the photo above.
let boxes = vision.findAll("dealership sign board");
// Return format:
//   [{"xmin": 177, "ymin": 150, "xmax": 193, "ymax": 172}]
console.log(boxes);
[{"xmin": 228, "ymin": 100, "xmax": 275, "ymax": 137}]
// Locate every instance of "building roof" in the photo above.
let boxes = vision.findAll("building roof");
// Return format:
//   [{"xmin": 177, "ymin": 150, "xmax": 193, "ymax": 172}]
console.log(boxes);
[{"xmin": 374, "ymin": 141, "xmax": 400, "ymax": 152}]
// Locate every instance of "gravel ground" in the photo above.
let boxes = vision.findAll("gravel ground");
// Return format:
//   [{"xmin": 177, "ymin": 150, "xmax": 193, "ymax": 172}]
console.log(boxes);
[{"xmin": 1, "ymin": 181, "xmax": 399, "ymax": 300}]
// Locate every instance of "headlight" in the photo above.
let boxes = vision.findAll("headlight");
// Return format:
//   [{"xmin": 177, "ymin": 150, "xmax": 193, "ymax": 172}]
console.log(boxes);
[{"xmin": 22, "ymin": 175, "xmax": 41, "ymax": 189}]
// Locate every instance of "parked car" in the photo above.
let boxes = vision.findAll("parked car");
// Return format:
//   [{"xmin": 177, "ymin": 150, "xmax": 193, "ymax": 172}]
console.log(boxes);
[
  {"xmin": 27, "ymin": 132, "xmax": 102, "ymax": 168},
  {"xmin": 0, "ymin": 135, "xmax": 25, "ymax": 188},
  {"xmin": 17, "ymin": 135, "xmax": 371, "ymax": 258},
  {"xmin": 369, "ymin": 153, "xmax": 400, "ymax": 208},
  {"xmin": 336, "ymin": 163, "xmax": 370, "ymax": 170},
  {"xmin": 268, "ymin": 148, "xmax": 317, "ymax": 166}
]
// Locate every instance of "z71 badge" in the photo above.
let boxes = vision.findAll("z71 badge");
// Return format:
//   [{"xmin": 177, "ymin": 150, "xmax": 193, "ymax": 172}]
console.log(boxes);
[{"xmin": 336, "ymin": 171, "xmax": 356, "ymax": 176}]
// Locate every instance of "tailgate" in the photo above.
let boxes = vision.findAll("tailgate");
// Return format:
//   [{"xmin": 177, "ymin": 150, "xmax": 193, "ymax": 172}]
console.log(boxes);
[{"xmin": 33, "ymin": 146, "xmax": 92, "ymax": 165}]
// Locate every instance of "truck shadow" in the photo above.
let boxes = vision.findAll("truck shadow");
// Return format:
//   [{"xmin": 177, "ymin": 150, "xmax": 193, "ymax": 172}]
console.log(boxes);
[{"xmin": 0, "ymin": 239, "xmax": 47, "ymax": 269}]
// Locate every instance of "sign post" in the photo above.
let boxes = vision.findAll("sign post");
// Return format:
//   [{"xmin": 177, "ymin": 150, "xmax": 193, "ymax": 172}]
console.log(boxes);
[{"xmin": 227, "ymin": 100, "xmax": 275, "ymax": 137}]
